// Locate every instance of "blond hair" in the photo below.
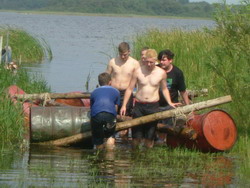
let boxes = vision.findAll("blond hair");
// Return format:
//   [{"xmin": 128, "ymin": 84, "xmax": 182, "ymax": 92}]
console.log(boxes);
[{"xmin": 145, "ymin": 49, "xmax": 157, "ymax": 60}]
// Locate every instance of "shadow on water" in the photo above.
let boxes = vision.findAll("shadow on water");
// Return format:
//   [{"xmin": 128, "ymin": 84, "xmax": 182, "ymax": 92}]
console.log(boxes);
[{"xmin": 0, "ymin": 139, "xmax": 238, "ymax": 187}]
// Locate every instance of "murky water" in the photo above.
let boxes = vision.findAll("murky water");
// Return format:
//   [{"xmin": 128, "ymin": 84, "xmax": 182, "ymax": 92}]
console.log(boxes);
[
  {"xmin": 0, "ymin": 141, "xmax": 237, "ymax": 187},
  {"xmin": 0, "ymin": 12, "xmax": 214, "ymax": 93}
]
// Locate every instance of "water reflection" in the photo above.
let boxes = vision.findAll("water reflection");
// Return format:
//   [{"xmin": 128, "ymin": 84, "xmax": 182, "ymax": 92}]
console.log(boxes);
[{"xmin": 0, "ymin": 144, "xmax": 237, "ymax": 187}]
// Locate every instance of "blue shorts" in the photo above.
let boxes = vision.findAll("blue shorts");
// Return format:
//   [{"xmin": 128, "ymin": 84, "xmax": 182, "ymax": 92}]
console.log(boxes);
[
  {"xmin": 132, "ymin": 101, "xmax": 159, "ymax": 140},
  {"xmin": 91, "ymin": 112, "xmax": 116, "ymax": 146}
]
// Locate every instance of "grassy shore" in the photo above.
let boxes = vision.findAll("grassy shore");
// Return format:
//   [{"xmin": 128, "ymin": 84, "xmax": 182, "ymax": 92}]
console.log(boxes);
[{"xmin": 0, "ymin": 26, "xmax": 52, "ymax": 63}]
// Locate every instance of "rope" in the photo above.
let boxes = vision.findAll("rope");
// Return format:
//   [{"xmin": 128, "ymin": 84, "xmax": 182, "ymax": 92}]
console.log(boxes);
[
  {"xmin": 42, "ymin": 93, "xmax": 51, "ymax": 106},
  {"xmin": 173, "ymin": 108, "xmax": 188, "ymax": 126}
]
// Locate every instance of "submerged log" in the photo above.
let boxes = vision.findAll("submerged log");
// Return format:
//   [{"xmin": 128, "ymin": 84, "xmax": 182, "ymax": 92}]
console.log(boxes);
[{"xmin": 36, "ymin": 95, "xmax": 232, "ymax": 147}]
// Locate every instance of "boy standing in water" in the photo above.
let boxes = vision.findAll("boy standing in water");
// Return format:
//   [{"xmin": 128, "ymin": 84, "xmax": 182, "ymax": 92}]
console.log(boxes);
[
  {"xmin": 106, "ymin": 42, "xmax": 139, "ymax": 116},
  {"xmin": 156, "ymin": 49, "xmax": 190, "ymax": 144},
  {"xmin": 106, "ymin": 42, "xmax": 140, "ymax": 137},
  {"xmin": 90, "ymin": 72, "xmax": 120, "ymax": 150},
  {"xmin": 120, "ymin": 49, "xmax": 180, "ymax": 148}
]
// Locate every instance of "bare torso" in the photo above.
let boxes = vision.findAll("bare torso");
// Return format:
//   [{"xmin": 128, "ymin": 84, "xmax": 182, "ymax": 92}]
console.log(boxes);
[
  {"xmin": 135, "ymin": 65, "xmax": 166, "ymax": 102},
  {"xmin": 107, "ymin": 56, "xmax": 139, "ymax": 90}
]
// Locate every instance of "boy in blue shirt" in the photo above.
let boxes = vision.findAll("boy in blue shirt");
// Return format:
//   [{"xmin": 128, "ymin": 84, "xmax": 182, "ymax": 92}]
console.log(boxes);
[{"xmin": 90, "ymin": 72, "xmax": 120, "ymax": 149}]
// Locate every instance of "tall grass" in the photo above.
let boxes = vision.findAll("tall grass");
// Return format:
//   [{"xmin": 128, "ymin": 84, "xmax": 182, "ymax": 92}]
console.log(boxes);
[
  {"xmin": 0, "ymin": 26, "xmax": 52, "ymax": 63},
  {"xmin": 0, "ymin": 61, "xmax": 50, "ymax": 149},
  {"xmin": 132, "ymin": 1, "xmax": 250, "ymax": 182},
  {"xmin": 132, "ymin": 2, "xmax": 249, "ymax": 133}
]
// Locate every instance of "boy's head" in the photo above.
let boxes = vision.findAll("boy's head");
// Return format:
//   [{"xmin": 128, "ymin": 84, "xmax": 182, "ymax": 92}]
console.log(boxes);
[
  {"xmin": 118, "ymin": 42, "xmax": 130, "ymax": 61},
  {"xmin": 158, "ymin": 49, "xmax": 175, "ymax": 61},
  {"xmin": 98, "ymin": 72, "xmax": 111, "ymax": 86},
  {"xmin": 144, "ymin": 49, "xmax": 158, "ymax": 70},
  {"xmin": 158, "ymin": 49, "xmax": 175, "ymax": 70},
  {"xmin": 140, "ymin": 46, "xmax": 149, "ymax": 62}
]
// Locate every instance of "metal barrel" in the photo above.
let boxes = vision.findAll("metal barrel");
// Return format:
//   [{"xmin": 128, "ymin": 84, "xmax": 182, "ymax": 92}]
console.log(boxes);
[
  {"xmin": 167, "ymin": 109, "xmax": 237, "ymax": 152},
  {"xmin": 30, "ymin": 106, "xmax": 91, "ymax": 142}
]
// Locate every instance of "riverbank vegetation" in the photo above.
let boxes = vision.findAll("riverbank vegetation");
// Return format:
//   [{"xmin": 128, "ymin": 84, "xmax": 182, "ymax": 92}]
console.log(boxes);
[
  {"xmin": 132, "ymin": 1, "xmax": 250, "ymax": 182},
  {"xmin": 0, "ymin": 26, "xmax": 52, "ymax": 63},
  {"xmin": 0, "ymin": 0, "xmax": 216, "ymax": 18},
  {"xmin": 0, "ymin": 27, "xmax": 51, "ymax": 149}
]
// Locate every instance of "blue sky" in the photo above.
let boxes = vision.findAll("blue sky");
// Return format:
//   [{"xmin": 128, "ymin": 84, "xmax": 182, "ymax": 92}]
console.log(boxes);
[{"xmin": 189, "ymin": 0, "xmax": 241, "ymax": 4}]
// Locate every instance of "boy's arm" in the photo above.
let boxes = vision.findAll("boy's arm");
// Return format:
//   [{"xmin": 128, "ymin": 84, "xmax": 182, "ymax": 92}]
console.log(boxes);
[
  {"xmin": 160, "ymin": 74, "xmax": 180, "ymax": 108},
  {"xmin": 180, "ymin": 91, "xmax": 190, "ymax": 105},
  {"xmin": 120, "ymin": 71, "xmax": 137, "ymax": 116},
  {"xmin": 106, "ymin": 59, "xmax": 113, "ymax": 74}
]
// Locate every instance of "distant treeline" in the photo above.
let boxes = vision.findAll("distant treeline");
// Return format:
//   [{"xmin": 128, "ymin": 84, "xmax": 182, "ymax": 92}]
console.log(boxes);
[{"xmin": 0, "ymin": 0, "xmax": 215, "ymax": 18}]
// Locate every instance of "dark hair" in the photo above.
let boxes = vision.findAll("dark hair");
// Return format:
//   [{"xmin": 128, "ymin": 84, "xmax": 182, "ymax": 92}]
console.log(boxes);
[
  {"xmin": 158, "ymin": 49, "xmax": 175, "ymax": 60},
  {"xmin": 98, "ymin": 72, "xmax": 111, "ymax": 86},
  {"xmin": 141, "ymin": 46, "xmax": 149, "ymax": 52},
  {"xmin": 118, "ymin": 42, "xmax": 130, "ymax": 53}
]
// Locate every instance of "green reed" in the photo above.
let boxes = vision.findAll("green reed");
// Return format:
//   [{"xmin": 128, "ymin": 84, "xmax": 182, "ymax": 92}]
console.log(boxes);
[{"xmin": 0, "ymin": 26, "xmax": 52, "ymax": 63}]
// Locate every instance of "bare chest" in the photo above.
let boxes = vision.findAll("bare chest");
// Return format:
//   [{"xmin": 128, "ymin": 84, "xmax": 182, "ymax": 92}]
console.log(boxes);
[{"xmin": 138, "ymin": 72, "xmax": 162, "ymax": 87}]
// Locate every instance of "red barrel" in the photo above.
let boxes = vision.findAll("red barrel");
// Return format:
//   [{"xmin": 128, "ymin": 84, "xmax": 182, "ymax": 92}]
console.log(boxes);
[{"xmin": 167, "ymin": 110, "xmax": 237, "ymax": 152}]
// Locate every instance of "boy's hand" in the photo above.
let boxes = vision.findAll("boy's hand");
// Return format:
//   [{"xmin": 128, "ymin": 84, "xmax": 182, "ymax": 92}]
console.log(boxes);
[
  {"xmin": 120, "ymin": 106, "xmax": 127, "ymax": 116},
  {"xmin": 169, "ymin": 102, "xmax": 182, "ymax": 108}
]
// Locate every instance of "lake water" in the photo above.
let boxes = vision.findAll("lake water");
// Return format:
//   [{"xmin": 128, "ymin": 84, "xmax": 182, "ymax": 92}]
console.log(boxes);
[
  {"xmin": 0, "ymin": 142, "xmax": 238, "ymax": 187},
  {"xmin": 0, "ymin": 12, "xmax": 214, "ymax": 93},
  {"xmin": 0, "ymin": 12, "xmax": 241, "ymax": 187}
]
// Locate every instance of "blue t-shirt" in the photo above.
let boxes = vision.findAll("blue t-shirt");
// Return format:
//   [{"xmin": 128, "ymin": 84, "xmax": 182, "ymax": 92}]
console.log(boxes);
[{"xmin": 90, "ymin": 86, "xmax": 120, "ymax": 117}]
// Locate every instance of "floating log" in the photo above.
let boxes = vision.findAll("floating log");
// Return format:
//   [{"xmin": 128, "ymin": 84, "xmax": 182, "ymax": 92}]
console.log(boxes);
[
  {"xmin": 36, "ymin": 95, "xmax": 232, "ymax": 147},
  {"xmin": 13, "ymin": 92, "xmax": 91, "ymax": 101}
]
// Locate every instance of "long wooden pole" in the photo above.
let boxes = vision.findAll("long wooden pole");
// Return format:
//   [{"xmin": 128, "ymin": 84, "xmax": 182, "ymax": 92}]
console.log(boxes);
[
  {"xmin": 13, "ymin": 89, "xmax": 208, "ymax": 101},
  {"xmin": 35, "ymin": 95, "xmax": 232, "ymax": 147}
]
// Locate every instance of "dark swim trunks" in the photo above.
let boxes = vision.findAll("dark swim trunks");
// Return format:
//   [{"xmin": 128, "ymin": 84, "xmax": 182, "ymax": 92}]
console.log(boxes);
[
  {"xmin": 132, "ymin": 101, "xmax": 159, "ymax": 140},
  {"xmin": 91, "ymin": 112, "xmax": 116, "ymax": 146},
  {"xmin": 118, "ymin": 90, "xmax": 134, "ymax": 116}
]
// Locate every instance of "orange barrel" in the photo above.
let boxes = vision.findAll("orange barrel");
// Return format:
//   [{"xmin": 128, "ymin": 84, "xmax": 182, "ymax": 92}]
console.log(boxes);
[
  {"xmin": 30, "ymin": 106, "xmax": 91, "ymax": 142},
  {"xmin": 186, "ymin": 109, "xmax": 237, "ymax": 152}
]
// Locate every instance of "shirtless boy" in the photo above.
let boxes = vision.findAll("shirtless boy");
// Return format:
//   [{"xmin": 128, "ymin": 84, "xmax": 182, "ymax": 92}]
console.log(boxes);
[
  {"xmin": 120, "ymin": 49, "xmax": 180, "ymax": 148},
  {"xmin": 106, "ymin": 42, "xmax": 139, "ymax": 115}
]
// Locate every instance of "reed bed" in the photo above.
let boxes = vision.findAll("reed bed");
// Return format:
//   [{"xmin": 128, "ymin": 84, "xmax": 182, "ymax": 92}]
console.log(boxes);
[{"xmin": 0, "ymin": 26, "xmax": 52, "ymax": 63}]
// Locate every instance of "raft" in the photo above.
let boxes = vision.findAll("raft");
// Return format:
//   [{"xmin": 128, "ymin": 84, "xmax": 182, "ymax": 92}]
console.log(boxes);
[{"xmin": 8, "ymin": 85, "xmax": 237, "ymax": 152}]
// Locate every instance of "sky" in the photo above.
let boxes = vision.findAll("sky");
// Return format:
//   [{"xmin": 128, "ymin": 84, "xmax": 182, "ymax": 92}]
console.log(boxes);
[{"xmin": 189, "ymin": 0, "xmax": 241, "ymax": 4}]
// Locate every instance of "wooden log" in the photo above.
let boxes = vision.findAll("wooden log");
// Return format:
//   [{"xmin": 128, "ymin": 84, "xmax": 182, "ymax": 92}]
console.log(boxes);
[
  {"xmin": 13, "ymin": 92, "xmax": 91, "ymax": 101},
  {"xmin": 14, "ymin": 88, "xmax": 207, "ymax": 101},
  {"xmin": 35, "ymin": 95, "xmax": 232, "ymax": 147},
  {"xmin": 187, "ymin": 88, "xmax": 208, "ymax": 98},
  {"xmin": 157, "ymin": 123, "xmax": 197, "ymax": 140}
]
